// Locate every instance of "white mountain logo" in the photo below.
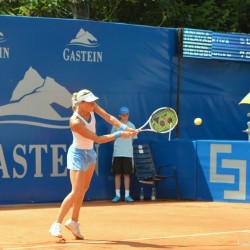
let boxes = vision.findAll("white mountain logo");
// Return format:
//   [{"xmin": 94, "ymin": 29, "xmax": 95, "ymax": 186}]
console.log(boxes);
[
  {"xmin": 69, "ymin": 28, "xmax": 99, "ymax": 47},
  {"xmin": 0, "ymin": 32, "xmax": 6, "ymax": 43},
  {"xmin": 0, "ymin": 67, "xmax": 72, "ymax": 128}
]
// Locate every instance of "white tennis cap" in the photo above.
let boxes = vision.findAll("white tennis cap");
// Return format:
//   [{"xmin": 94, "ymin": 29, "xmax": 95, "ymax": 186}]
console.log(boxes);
[{"xmin": 77, "ymin": 89, "xmax": 99, "ymax": 103}]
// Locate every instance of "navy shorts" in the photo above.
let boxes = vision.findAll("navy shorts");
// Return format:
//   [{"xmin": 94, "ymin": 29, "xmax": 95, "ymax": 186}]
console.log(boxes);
[{"xmin": 112, "ymin": 157, "xmax": 133, "ymax": 174}]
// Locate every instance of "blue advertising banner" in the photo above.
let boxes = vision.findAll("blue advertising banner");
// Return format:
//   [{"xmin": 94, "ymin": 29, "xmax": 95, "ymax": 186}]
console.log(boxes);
[
  {"xmin": 0, "ymin": 15, "xmax": 249, "ymax": 205},
  {"xmin": 196, "ymin": 140, "xmax": 250, "ymax": 202},
  {"xmin": 0, "ymin": 16, "xmax": 177, "ymax": 205}
]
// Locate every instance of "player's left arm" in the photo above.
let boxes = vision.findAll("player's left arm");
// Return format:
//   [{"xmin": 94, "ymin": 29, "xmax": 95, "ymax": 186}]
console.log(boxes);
[
  {"xmin": 94, "ymin": 103, "xmax": 138, "ymax": 134},
  {"xmin": 94, "ymin": 103, "xmax": 123, "ymax": 127}
]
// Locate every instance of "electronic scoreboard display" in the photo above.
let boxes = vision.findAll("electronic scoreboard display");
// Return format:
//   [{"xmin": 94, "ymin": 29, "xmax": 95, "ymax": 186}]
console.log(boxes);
[{"xmin": 181, "ymin": 28, "xmax": 250, "ymax": 63}]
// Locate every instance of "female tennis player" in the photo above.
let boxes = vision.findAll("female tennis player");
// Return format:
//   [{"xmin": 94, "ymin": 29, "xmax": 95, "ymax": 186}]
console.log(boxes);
[{"xmin": 49, "ymin": 89, "xmax": 138, "ymax": 240}]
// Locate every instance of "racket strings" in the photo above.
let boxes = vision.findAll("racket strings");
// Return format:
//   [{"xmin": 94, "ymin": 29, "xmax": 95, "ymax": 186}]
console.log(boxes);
[{"xmin": 149, "ymin": 109, "xmax": 177, "ymax": 133}]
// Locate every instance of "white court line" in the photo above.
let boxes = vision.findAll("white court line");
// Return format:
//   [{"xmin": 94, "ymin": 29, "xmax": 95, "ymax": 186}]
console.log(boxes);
[{"xmin": 4, "ymin": 229, "xmax": 250, "ymax": 250}]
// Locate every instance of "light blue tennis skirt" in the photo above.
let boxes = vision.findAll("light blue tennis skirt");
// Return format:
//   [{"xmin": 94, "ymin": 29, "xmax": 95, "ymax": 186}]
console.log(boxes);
[{"xmin": 67, "ymin": 145, "xmax": 97, "ymax": 171}]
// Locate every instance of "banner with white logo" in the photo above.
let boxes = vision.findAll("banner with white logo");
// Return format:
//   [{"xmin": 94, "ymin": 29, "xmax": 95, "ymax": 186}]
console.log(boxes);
[
  {"xmin": 196, "ymin": 141, "xmax": 250, "ymax": 202},
  {"xmin": 0, "ymin": 16, "xmax": 176, "ymax": 204}
]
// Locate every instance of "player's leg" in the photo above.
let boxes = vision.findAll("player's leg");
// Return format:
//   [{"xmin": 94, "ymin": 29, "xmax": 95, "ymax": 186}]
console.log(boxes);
[
  {"xmin": 65, "ymin": 164, "xmax": 95, "ymax": 239},
  {"xmin": 71, "ymin": 164, "xmax": 95, "ymax": 221},
  {"xmin": 49, "ymin": 169, "xmax": 81, "ymax": 238}
]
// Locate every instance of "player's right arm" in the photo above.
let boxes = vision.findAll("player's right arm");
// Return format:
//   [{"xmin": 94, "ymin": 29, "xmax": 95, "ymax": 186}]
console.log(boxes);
[{"xmin": 70, "ymin": 116, "xmax": 134, "ymax": 144}]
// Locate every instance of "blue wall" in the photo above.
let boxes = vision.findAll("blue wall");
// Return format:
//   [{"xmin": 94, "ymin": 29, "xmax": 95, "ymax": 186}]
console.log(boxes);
[
  {"xmin": 0, "ymin": 15, "xmax": 249, "ymax": 205},
  {"xmin": 178, "ymin": 58, "xmax": 249, "ymax": 140},
  {"xmin": 151, "ymin": 140, "xmax": 250, "ymax": 203}
]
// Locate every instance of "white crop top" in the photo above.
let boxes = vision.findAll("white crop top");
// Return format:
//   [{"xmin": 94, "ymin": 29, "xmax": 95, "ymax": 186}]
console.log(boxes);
[{"xmin": 72, "ymin": 112, "xmax": 96, "ymax": 150}]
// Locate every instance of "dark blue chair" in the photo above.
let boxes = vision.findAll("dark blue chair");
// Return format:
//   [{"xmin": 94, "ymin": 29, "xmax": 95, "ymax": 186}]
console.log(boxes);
[{"xmin": 133, "ymin": 144, "xmax": 179, "ymax": 200}]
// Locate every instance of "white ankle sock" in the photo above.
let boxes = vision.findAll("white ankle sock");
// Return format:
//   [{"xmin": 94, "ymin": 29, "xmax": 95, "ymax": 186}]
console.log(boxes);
[
  {"xmin": 125, "ymin": 190, "xmax": 130, "ymax": 197},
  {"xmin": 115, "ymin": 189, "xmax": 120, "ymax": 197}
]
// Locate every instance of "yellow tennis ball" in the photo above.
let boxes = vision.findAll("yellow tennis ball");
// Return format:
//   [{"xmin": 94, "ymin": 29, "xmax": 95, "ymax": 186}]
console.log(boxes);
[{"xmin": 194, "ymin": 118, "xmax": 202, "ymax": 126}]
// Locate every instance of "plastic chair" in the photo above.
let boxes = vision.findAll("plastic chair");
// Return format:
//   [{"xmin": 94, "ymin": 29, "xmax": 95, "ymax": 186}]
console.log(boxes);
[{"xmin": 133, "ymin": 144, "xmax": 179, "ymax": 200}]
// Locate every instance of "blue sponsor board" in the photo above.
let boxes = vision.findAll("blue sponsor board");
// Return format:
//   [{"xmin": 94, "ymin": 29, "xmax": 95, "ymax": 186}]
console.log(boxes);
[
  {"xmin": 196, "ymin": 140, "xmax": 250, "ymax": 202},
  {"xmin": 0, "ymin": 16, "xmax": 176, "ymax": 204},
  {"xmin": 0, "ymin": 15, "xmax": 249, "ymax": 205}
]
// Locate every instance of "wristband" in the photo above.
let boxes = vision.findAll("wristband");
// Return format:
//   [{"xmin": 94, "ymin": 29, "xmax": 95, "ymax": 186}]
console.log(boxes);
[
  {"xmin": 113, "ymin": 131, "xmax": 121, "ymax": 139},
  {"xmin": 119, "ymin": 124, "xmax": 127, "ymax": 131}
]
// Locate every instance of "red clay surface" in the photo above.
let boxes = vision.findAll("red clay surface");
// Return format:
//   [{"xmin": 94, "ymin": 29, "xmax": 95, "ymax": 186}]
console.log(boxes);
[{"xmin": 0, "ymin": 200, "xmax": 250, "ymax": 250}]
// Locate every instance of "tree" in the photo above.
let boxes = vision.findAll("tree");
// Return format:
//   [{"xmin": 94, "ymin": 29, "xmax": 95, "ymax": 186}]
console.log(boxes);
[{"xmin": 0, "ymin": 0, "xmax": 249, "ymax": 33}]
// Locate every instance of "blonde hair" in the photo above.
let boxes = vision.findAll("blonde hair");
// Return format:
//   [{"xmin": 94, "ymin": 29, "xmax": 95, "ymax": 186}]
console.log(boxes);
[{"xmin": 71, "ymin": 89, "xmax": 91, "ymax": 110}]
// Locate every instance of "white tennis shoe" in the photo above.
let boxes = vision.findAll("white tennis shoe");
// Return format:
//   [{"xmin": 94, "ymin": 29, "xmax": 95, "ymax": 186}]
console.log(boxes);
[
  {"xmin": 49, "ymin": 222, "xmax": 62, "ymax": 238},
  {"xmin": 65, "ymin": 219, "xmax": 84, "ymax": 240}
]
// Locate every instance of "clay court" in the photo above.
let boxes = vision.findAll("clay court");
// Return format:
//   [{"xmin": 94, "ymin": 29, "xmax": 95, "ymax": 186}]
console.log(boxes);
[{"xmin": 1, "ymin": 200, "xmax": 250, "ymax": 250}]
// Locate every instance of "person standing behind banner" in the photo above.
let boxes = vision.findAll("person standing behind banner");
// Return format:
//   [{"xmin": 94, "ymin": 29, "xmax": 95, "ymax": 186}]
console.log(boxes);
[
  {"xmin": 111, "ymin": 106, "xmax": 137, "ymax": 203},
  {"xmin": 49, "ymin": 90, "xmax": 138, "ymax": 240}
]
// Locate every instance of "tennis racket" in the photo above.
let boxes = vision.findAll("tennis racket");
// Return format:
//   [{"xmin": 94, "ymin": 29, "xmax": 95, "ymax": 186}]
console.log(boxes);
[{"xmin": 138, "ymin": 107, "xmax": 178, "ymax": 133}]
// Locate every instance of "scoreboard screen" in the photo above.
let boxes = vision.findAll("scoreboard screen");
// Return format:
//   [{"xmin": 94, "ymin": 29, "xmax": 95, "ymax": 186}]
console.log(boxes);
[
  {"xmin": 181, "ymin": 28, "xmax": 250, "ymax": 63},
  {"xmin": 182, "ymin": 28, "xmax": 212, "ymax": 59}
]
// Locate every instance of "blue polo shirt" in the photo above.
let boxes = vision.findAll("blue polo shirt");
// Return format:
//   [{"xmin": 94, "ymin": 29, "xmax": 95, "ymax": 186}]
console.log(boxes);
[{"xmin": 111, "ymin": 121, "xmax": 137, "ymax": 158}]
